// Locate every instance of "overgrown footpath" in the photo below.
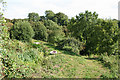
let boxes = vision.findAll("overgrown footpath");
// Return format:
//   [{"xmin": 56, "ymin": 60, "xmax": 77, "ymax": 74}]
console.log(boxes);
[
  {"xmin": 34, "ymin": 40, "xmax": 119, "ymax": 78},
  {"xmin": 0, "ymin": 0, "xmax": 119, "ymax": 78},
  {"xmin": 0, "ymin": 39, "xmax": 119, "ymax": 79}
]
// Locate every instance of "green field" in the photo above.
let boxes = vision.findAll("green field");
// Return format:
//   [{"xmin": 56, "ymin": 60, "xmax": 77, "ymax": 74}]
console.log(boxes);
[{"xmin": 28, "ymin": 40, "xmax": 118, "ymax": 78}]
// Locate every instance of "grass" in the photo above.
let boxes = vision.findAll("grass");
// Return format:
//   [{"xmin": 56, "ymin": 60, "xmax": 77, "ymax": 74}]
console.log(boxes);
[
  {"xmin": 2, "ymin": 39, "xmax": 118, "ymax": 78},
  {"xmin": 31, "ymin": 40, "xmax": 118, "ymax": 78},
  {"xmin": 40, "ymin": 54, "xmax": 111, "ymax": 78}
]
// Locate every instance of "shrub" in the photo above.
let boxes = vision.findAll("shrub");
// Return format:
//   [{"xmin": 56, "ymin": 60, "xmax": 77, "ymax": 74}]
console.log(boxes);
[
  {"xmin": 32, "ymin": 22, "xmax": 48, "ymax": 41},
  {"xmin": 57, "ymin": 37, "xmax": 84, "ymax": 55},
  {"xmin": 10, "ymin": 21, "xmax": 34, "ymax": 42},
  {"xmin": 31, "ymin": 42, "xmax": 49, "ymax": 56},
  {"xmin": 1, "ymin": 40, "xmax": 44, "ymax": 78},
  {"xmin": 0, "ymin": 1, "xmax": 10, "ymax": 78},
  {"xmin": 2, "ymin": 49, "xmax": 43, "ymax": 78},
  {"xmin": 99, "ymin": 53, "xmax": 119, "ymax": 78}
]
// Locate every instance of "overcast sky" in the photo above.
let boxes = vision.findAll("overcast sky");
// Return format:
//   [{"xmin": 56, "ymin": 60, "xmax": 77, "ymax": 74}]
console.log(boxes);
[{"xmin": 3, "ymin": 0, "xmax": 119, "ymax": 19}]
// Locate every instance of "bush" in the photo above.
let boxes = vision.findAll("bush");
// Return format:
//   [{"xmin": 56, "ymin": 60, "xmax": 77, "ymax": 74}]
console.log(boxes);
[
  {"xmin": 57, "ymin": 37, "xmax": 84, "ymax": 55},
  {"xmin": 31, "ymin": 42, "xmax": 50, "ymax": 56},
  {"xmin": 10, "ymin": 21, "xmax": 34, "ymax": 42},
  {"xmin": 98, "ymin": 53, "xmax": 119, "ymax": 78},
  {"xmin": 2, "ymin": 49, "xmax": 43, "ymax": 78},
  {"xmin": 0, "ymin": 2, "xmax": 10, "ymax": 78},
  {"xmin": 1, "ymin": 40, "xmax": 44, "ymax": 78},
  {"xmin": 32, "ymin": 22, "xmax": 48, "ymax": 41}
]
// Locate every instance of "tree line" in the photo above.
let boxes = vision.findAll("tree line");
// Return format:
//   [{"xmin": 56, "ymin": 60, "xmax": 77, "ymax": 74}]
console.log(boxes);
[{"xmin": 5, "ymin": 10, "xmax": 119, "ymax": 56}]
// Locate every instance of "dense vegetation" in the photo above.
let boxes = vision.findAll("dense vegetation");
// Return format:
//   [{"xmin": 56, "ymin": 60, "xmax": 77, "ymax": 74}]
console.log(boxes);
[
  {"xmin": 10, "ymin": 21, "xmax": 34, "ymax": 42},
  {"xmin": 0, "ymin": 0, "xmax": 119, "ymax": 79},
  {"xmin": 6, "ymin": 11, "xmax": 119, "ymax": 56}
]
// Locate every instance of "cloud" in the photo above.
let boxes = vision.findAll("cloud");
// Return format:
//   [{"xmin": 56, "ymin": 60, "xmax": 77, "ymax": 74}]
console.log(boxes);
[{"xmin": 4, "ymin": 0, "xmax": 119, "ymax": 19}]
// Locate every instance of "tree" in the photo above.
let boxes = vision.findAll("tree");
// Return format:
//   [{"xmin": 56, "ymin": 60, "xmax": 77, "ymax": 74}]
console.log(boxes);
[
  {"xmin": 45, "ymin": 10, "xmax": 69, "ymax": 26},
  {"xmin": 40, "ymin": 16, "xmax": 46, "ymax": 21},
  {"xmin": 44, "ymin": 20, "xmax": 59, "ymax": 30},
  {"xmin": 68, "ymin": 10, "xmax": 98, "ymax": 41},
  {"xmin": 68, "ymin": 10, "xmax": 99, "ymax": 55},
  {"xmin": 48, "ymin": 28, "xmax": 64, "ymax": 43},
  {"xmin": 68, "ymin": 10, "xmax": 119, "ymax": 55},
  {"xmin": 11, "ymin": 18, "xmax": 28, "ymax": 24},
  {"xmin": 97, "ymin": 19, "xmax": 119, "ymax": 55},
  {"xmin": 45, "ymin": 10, "xmax": 55, "ymax": 20},
  {"xmin": 55, "ymin": 12, "xmax": 68, "ymax": 26},
  {"xmin": 28, "ymin": 12, "xmax": 40, "ymax": 22},
  {"xmin": 10, "ymin": 21, "xmax": 34, "ymax": 42},
  {"xmin": 44, "ymin": 20, "xmax": 65, "ymax": 43},
  {"xmin": 32, "ymin": 22, "xmax": 48, "ymax": 41}
]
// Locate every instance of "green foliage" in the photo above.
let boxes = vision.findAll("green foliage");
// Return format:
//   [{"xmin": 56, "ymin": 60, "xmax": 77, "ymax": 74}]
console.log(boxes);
[
  {"xmin": 31, "ymin": 41, "xmax": 49, "ymax": 56},
  {"xmin": 0, "ymin": 1, "xmax": 8, "ymax": 79},
  {"xmin": 68, "ymin": 10, "xmax": 119, "ymax": 55},
  {"xmin": 68, "ymin": 10, "xmax": 98, "ymax": 41},
  {"xmin": 44, "ymin": 20, "xmax": 65, "ymax": 43},
  {"xmin": 45, "ymin": 10, "xmax": 68, "ymax": 26},
  {"xmin": 57, "ymin": 37, "xmax": 84, "ymax": 55},
  {"xmin": 44, "ymin": 20, "xmax": 59, "ymax": 30},
  {"xmin": 40, "ymin": 16, "xmax": 45, "ymax": 21},
  {"xmin": 48, "ymin": 29, "xmax": 64, "ymax": 44},
  {"xmin": 28, "ymin": 12, "xmax": 40, "ymax": 22},
  {"xmin": 98, "ymin": 53, "xmax": 119, "ymax": 78},
  {"xmin": 1, "ymin": 3, "xmax": 119, "ymax": 78},
  {"xmin": 11, "ymin": 19, "xmax": 28, "ymax": 24},
  {"xmin": 62, "ymin": 25, "xmax": 69, "ymax": 37},
  {"xmin": 96, "ymin": 19, "xmax": 119, "ymax": 55},
  {"xmin": 1, "ymin": 40, "xmax": 44, "ymax": 78},
  {"xmin": 55, "ymin": 12, "xmax": 68, "ymax": 26},
  {"xmin": 41, "ymin": 53, "xmax": 112, "ymax": 78},
  {"xmin": 45, "ymin": 10, "xmax": 55, "ymax": 20},
  {"xmin": 19, "ymin": 48, "xmax": 43, "ymax": 63},
  {"xmin": 32, "ymin": 22, "xmax": 48, "ymax": 41},
  {"xmin": 10, "ymin": 21, "xmax": 34, "ymax": 42}
]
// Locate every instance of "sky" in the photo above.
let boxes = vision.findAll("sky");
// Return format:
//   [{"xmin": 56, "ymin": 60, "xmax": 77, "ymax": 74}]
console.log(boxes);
[{"xmin": 3, "ymin": 0, "xmax": 119, "ymax": 19}]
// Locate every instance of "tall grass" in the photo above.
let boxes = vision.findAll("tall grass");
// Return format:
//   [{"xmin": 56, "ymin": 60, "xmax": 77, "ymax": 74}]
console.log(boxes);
[{"xmin": 98, "ymin": 53, "xmax": 119, "ymax": 78}]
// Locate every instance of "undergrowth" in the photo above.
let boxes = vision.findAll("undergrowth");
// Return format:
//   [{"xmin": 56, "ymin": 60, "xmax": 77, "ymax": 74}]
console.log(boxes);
[
  {"xmin": 1, "ymin": 39, "xmax": 119, "ymax": 78},
  {"xmin": 1, "ymin": 40, "xmax": 45, "ymax": 78},
  {"xmin": 98, "ymin": 53, "xmax": 119, "ymax": 78}
]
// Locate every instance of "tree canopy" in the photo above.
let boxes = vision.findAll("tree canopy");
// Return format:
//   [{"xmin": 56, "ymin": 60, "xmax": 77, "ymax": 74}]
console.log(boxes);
[{"xmin": 28, "ymin": 12, "xmax": 40, "ymax": 22}]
